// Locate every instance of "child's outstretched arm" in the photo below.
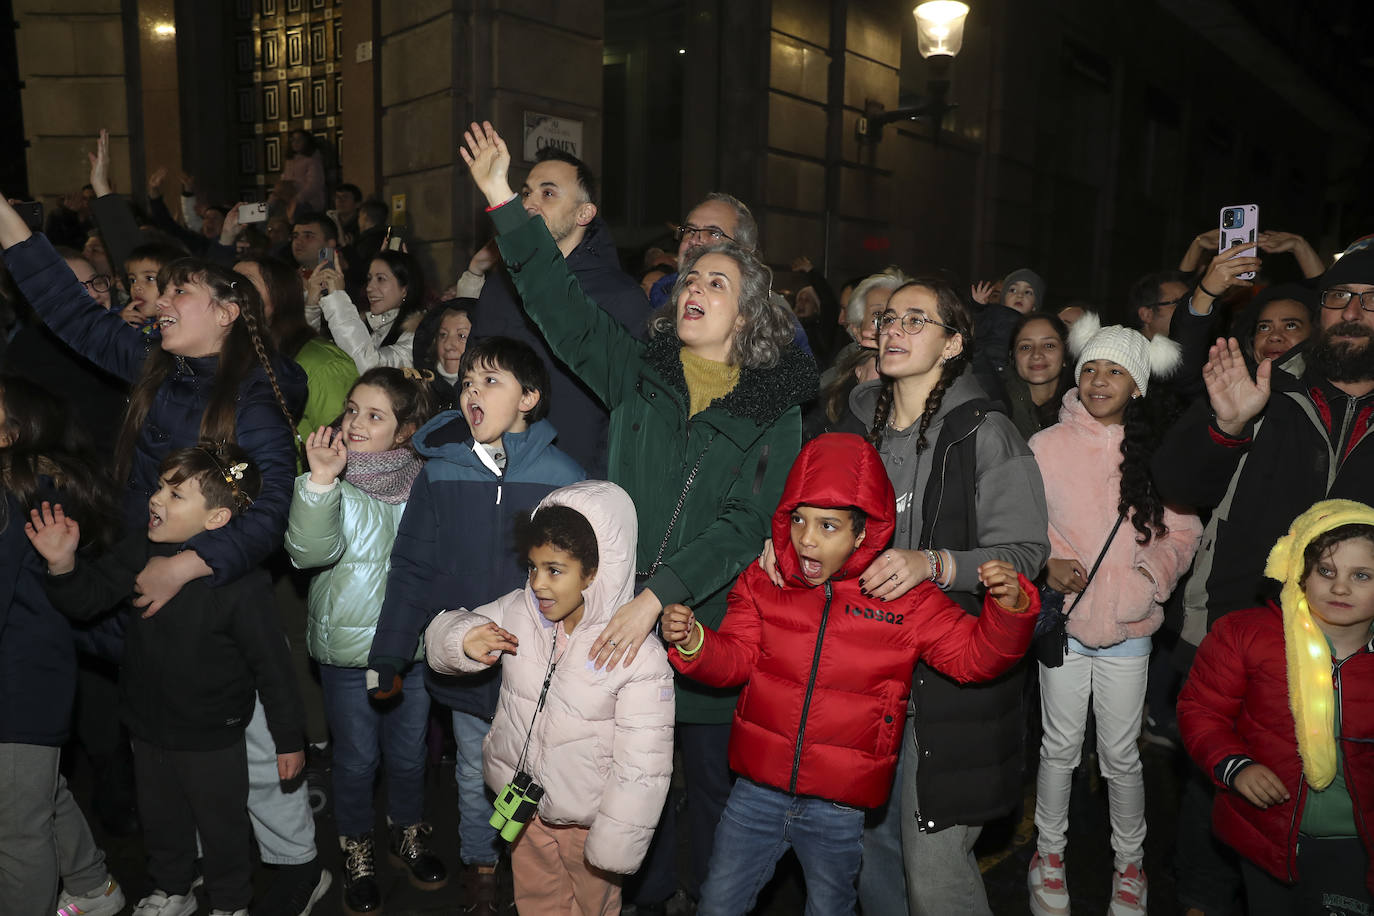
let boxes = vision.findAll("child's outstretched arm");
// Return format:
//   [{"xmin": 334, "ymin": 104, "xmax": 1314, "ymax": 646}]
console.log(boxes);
[
  {"xmin": 910, "ymin": 562, "xmax": 1037, "ymax": 684},
  {"xmin": 425, "ymin": 595, "xmax": 516, "ymax": 676},
  {"xmin": 659, "ymin": 604, "xmax": 701, "ymax": 653},
  {"xmin": 25, "ymin": 502, "xmax": 80, "ymax": 575},
  {"xmin": 284, "ymin": 427, "xmax": 351, "ymax": 572},
  {"xmin": 667, "ymin": 569, "xmax": 766, "ymax": 688},
  {"xmin": 463, "ymin": 622, "xmax": 518, "ymax": 666}
]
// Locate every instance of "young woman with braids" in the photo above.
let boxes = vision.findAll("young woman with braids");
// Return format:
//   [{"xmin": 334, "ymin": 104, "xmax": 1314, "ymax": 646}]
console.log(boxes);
[
  {"xmin": 0, "ymin": 195, "xmax": 305, "ymax": 615},
  {"xmin": 1025, "ymin": 316, "xmax": 1200, "ymax": 916},
  {"xmin": 838, "ymin": 277, "xmax": 1051, "ymax": 916}
]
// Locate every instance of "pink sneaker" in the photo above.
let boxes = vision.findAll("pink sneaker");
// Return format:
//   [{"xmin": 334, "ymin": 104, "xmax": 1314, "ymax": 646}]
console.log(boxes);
[
  {"xmin": 1108, "ymin": 863, "xmax": 1148, "ymax": 915},
  {"xmin": 1028, "ymin": 851, "xmax": 1070, "ymax": 916}
]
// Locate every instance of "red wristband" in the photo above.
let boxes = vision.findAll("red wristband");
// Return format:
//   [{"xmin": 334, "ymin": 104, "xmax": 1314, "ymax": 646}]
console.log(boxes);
[{"xmin": 484, "ymin": 194, "xmax": 518, "ymax": 213}]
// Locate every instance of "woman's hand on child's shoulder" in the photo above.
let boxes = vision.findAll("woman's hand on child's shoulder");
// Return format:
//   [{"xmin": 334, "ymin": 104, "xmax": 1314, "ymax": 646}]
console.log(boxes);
[
  {"xmin": 24, "ymin": 501, "xmax": 80, "ymax": 575},
  {"xmin": 1233, "ymin": 763, "xmax": 1290, "ymax": 809},
  {"xmin": 979, "ymin": 560, "xmax": 1026, "ymax": 610},
  {"xmin": 464, "ymin": 621, "xmax": 518, "ymax": 666},
  {"xmin": 305, "ymin": 426, "xmax": 348, "ymax": 485},
  {"xmin": 660, "ymin": 604, "xmax": 697, "ymax": 645}
]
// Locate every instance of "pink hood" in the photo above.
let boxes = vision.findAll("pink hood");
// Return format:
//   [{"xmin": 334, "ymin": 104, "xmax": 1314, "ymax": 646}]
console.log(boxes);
[{"xmin": 1027, "ymin": 391, "xmax": 1202, "ymax": 648}]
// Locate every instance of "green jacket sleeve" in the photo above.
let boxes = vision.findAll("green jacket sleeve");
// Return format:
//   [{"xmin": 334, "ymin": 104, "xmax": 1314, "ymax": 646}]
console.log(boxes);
[
  {"xmin": 284, "ymin": 475, "xmax": 347, "ymax": 570},
  {"xmin": 490, "ymin": 201, "xmax": 643, "ymax": 409},
  {"xmin": 646, "ymin": 409, "xmax": 802, "ymax": 625}
]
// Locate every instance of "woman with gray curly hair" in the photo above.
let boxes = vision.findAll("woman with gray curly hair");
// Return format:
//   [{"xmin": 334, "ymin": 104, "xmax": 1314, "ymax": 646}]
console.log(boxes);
[{"xmin": 462, "ymin": 120, "xmax": 817, "ymax": 907}]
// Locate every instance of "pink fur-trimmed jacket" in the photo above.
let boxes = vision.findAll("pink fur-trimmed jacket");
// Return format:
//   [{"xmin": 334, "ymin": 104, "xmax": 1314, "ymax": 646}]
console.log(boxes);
[
  {"xmin": 1027, "ymin": 391, "xmax": 1202, "ymax": 648},
  {"xmin": 424, "ymin": 481, "xmax": 674, "ymax": 875}
]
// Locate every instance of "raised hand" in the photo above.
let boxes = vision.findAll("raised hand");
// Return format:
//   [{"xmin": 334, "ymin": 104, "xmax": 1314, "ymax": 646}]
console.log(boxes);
[
  {"xmin": 1258, "ymin": 230, "xmax": 1323, "ymax": 279},
  {"xmin": 463, "ymin": 621, "xmax": 519, "ymax": 665},
  {"xmin": 306, "ymin": 257, "xmax": 344, "ymax": 305},
  {"xmin": 146, "ymin": 167, "xmax": 167, "ymax": 199},
  {"xmin": 178, "ymin": 171, "xmax": 195, "ymax": 195},
  {"xmin": 305, "ymin": 425, "xmax": 348, "ymax": 485},
  {"xmin": 24, "ymin": 502, "xmax": 80, "ymax": 575},
  {"xmin": 459, "ymin": 121, "xmax": 515, "ymax": 208},
  {"xmin": 468, "ymin": 238, "xmax": 500, "ymax": 276},
  {"xmin": 971, "ymin": 280, "xmax": 997, "ymax": 305},
  {"xmin": 790, "ymin": 255, "xmax": 814, "ymax": 274},
  {"xmin": 978, "ymin": 560, "xmax": 1025, "ymax": 609},
  {"xmin": 88, "ymin": 128, "xmax": 112, "ymax": 197},
  {"xmin": 1203, "ymin": 337, "xmax": 1271, "ymax": 436}
]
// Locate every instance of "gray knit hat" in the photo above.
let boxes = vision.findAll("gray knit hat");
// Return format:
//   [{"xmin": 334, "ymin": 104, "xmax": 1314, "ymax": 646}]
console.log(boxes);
[
  {"xmin": 1001, "ymin": 268, "xmax": 1046, "ymax": 308},
  {"xmin": 1068, "ymin": 312, "xmax": 1181, "ymax": 397}
]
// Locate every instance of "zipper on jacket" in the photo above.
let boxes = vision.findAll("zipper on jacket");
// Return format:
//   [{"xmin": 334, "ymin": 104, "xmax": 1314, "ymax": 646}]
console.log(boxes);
[
  {"xmin": 790, "ymin": 581, "xmax": 833, "ymax": 794},
  {"xmin": 1331, "ymin": 655, "xmax": 1372, "ymax": 853},
  {"xmin": 922, "ymin": 418, "xmax": 982, "ymax": 551}
]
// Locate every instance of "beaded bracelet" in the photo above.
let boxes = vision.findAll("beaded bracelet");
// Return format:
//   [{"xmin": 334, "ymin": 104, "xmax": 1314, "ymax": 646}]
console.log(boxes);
[{"xmin": 924, "ymin": 548, "xmax": 942, "ymax": 584}]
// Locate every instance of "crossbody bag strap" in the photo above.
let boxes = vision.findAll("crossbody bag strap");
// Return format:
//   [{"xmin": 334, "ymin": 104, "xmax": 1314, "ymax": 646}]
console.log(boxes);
[
  {"xmin": 1064, "ymin": 512, "xmax": 1127, "ymax": 619},
  {"xmin": 640, "ymin": 431, "xmax": 717, "ymax": 578}
]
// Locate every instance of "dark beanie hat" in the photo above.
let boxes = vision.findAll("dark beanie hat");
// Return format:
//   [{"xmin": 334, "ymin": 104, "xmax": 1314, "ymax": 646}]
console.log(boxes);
[{"xmin": 1319, "ymin": 246, "xmax": 1374, "ymax": 288}]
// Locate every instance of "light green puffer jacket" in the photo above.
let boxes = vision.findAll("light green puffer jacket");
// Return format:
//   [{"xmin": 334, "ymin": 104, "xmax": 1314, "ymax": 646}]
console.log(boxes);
[{"xmin": 285, "ymin": 474, "xmax": 419, "ymax": 668}]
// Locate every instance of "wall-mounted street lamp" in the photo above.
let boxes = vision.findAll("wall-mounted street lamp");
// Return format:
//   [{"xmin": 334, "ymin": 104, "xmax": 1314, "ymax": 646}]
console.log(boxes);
[{"xmin": 857, "ymin": 1, "xmax": 969, "ymax": 141}]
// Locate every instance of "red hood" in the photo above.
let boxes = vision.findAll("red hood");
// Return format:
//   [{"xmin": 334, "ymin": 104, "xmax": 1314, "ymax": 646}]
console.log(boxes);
[{"xmin": 772, "ymin": 433, "xmax": 895, "ymax": 586}]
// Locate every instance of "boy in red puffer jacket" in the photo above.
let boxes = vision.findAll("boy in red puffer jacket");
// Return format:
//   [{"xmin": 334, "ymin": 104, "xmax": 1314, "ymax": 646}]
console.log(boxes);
[{"xmin": 659, "ymin": 432, "xmax": 1037, "ymax": 915}]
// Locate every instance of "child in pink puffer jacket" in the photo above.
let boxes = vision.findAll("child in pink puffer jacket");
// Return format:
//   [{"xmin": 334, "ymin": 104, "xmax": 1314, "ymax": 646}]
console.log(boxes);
[
  {"xmin": 1026, "ymin": 317, "xmax": 1201, "ymax": 916},
  {"xmin": 425, "ymin": 480, "xmax": 673, "ymax": 915}
]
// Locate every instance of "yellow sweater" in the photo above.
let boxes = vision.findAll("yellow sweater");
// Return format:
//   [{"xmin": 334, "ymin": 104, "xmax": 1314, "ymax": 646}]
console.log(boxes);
[{"xmin": 680, "ymin": 349, "xmax": 740, "ymax": 417}]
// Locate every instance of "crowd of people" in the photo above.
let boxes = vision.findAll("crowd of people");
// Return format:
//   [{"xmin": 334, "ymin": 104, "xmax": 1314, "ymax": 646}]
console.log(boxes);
[{"xmin": 0, "ymin": 118, "xmax": 1371, "ymax": 916}]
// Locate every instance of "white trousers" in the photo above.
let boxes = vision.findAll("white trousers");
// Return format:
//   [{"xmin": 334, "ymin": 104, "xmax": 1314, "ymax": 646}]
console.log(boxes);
[{"xmin": 1034, "ymin": 651, "xmax": 1148, "ymax": 871}]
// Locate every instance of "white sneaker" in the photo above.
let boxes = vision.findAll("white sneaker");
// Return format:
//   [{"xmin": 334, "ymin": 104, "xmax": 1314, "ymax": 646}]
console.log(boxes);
[
  {"xmin": 56, "ymin": 876, "xmax": 126, "ymax": 916},
  {"xmin": 1108, "ymin": 863, "xmax": 1148, "ymax": 915},
  {"xmin": 1028, "ymin": 851, "xmax": 1070, "ymax": 916},
  {"xmin": 208, "ymin": 910, "xmax": 248, "ymax": 916},
  {"xmin": 132, "ymin": 890, "xmax": 198, "ymax": 916}
]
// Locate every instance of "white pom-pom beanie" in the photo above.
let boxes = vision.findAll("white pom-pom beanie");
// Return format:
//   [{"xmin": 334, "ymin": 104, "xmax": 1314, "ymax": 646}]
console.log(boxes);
[{"xmin": 1067, "ymin": 312, "xmax": 1182, "ymax": 397}]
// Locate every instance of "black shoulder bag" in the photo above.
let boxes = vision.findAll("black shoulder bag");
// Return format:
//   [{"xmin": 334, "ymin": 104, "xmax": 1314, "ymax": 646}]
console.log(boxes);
[{"xmin": 1032, "ymin": 513, "xmax": 1126, "ymax": 668}]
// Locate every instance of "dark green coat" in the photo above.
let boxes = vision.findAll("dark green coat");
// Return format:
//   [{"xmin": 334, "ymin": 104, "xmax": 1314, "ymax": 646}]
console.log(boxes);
[{"xmin": 491, "ymin": 202, "xmax": 816, "ymax": 722}]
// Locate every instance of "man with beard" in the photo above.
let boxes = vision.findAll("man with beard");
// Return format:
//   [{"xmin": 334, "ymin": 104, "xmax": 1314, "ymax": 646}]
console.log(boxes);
[
  {"xmin": 1151, "ymin": 244, "xmax": 1374, "ymax": 915},
  {"xmin": 467, "ymin": 146, "xmax": 649, "ymax": 477}
]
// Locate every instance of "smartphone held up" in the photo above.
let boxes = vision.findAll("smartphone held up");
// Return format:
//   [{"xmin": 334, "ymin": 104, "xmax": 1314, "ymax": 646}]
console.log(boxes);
[{"xmin": 1219, "ymin": 204, "xmax": 1259, "ymax": 281}]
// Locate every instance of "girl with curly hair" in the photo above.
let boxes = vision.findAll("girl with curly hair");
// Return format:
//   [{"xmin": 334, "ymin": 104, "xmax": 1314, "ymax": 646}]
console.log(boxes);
[{"xmin": 1026, "ymin": 316, "xmax": 1202, "ymax": 916}]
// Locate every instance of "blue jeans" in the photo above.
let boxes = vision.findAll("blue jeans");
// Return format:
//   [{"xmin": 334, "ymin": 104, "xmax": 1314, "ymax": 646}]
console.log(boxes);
[
  {"xmin": 698, "ymin": 779, "xmax": 863, "ymax": 916},
  {"xmin": 450, "ymin": 709, "xmax": 499, "ymax": 866},
  {"xmin": 319, "ymin": 664, "xmax": 429, "ymax": 836}
]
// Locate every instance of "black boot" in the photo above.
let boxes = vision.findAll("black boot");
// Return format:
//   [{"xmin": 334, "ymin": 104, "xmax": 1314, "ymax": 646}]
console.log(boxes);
[
  {"xmin": 339, "ymin": 835, "xmax": 381, "ymax": 915},
  {"xmin": 388, "ymin": 821, "xmax": 448, "ymax": 890}
]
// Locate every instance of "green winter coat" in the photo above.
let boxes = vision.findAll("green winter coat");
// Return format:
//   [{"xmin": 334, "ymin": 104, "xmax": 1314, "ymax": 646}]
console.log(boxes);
[
  {"xmin": 292, "ymin": 337, "xmax": 358, "ymax": 444},
  {"xmin": 491, "ymin": 202, "xmax": 817, "ymax": 722},
  {"xmin": 284, "ymin": 474, "xmax": 419, "ymax": 668}
]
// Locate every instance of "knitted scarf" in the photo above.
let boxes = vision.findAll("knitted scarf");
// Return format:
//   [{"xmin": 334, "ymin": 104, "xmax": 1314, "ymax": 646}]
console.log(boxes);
[
  {"xmin": 1263, "ymin": 498, "xmax": 1374, "ymax": 790},
  {"xmin": 343, "ymin": 447, "xmax": 423, "ymax": 505}
]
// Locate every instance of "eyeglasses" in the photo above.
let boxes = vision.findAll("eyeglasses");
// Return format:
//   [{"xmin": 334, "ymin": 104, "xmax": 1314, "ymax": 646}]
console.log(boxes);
[
  {"xmin": 873, "ymin": 311, "xmax": 958, "ymax": 335},
  {"xmin": 674, "ymin": 224, "xmax": 735, "ymax": 245},
  {"xmin": 80, "ymin": 275, "xmax": 112, "ymax": 293},
  {"xmin": 1320, "ymin": 289, "xmax": 1374, "ymax": 313},
  {"xmin": 1153, "ymin": 295, "xmax": 1187, "ymax": 309}
]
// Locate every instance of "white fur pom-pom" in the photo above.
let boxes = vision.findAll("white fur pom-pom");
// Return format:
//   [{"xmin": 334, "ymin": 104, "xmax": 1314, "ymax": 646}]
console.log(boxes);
[
  {"xmin": 1066, "ymin": 311, "xmax": 1101, "ymax": 358},
  {"xmin": 1147, "ymin": 332, "xmax": 1183, "ymax": 379}
]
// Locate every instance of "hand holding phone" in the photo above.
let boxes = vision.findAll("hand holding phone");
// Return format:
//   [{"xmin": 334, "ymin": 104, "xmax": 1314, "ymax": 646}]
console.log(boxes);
[
  {"xmin": 1219, "ymin": 205, "xmax": 1259, "ymax": 281},
  {"xmin": 238, "ymin": 202, "xmax": 268, "ymax": 224}
]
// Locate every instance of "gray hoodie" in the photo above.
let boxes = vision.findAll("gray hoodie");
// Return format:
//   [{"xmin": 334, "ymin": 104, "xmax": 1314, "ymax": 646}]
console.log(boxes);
[{"xmin": 848, "ymin": 369, "xmax": 1049, "ymax": 592}]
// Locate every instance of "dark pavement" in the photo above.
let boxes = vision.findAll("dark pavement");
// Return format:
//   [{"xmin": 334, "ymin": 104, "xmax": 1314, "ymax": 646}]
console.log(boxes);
[{"xmin": 75, "ymin": 706, "xmax": 1191, "ymax": 915}]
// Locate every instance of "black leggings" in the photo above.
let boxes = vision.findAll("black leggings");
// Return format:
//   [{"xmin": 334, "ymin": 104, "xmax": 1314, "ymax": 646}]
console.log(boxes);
[{"xmin": 1240, "ymin": 836, "xmax": 1371, "ymax": 916}]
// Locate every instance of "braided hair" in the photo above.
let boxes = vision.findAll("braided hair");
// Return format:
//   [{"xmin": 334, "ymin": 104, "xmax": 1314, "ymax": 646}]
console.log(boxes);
[
  {"xmin": 867, "ymin": 277, "xmax": 975, "ymax": 453},
  {"xmin": 116, "ymin": 259, "xmax": 297, "ymax": 485}
]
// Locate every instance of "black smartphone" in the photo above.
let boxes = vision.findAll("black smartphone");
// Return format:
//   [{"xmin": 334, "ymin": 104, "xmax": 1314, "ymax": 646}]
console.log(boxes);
[{"xmin": 13, "ymin": 201, "xmax": 43, "ymax": 232}]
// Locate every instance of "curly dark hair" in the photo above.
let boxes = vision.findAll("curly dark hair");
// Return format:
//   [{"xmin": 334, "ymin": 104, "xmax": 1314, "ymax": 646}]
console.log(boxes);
[
  {"xmin": 867, "ymin": 277, "xmax": 975, "ymax": 454},
  {"xmin": 1117, "ymin": 390, "xmax": 1183, "ymax": 544},
  {"xmin": 516, "ymin": 504, "xmax": 599, "ymax": 575}
]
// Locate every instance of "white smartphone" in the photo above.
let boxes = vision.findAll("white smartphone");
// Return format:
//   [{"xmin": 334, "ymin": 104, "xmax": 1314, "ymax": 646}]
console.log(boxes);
[
  {"xmin": 1219, "ymin": 204, "xmax": 1259, "ymax": 281},
  {"xmin": 238, "ymin": 201, "xmax": 269, "ymax": 224}
]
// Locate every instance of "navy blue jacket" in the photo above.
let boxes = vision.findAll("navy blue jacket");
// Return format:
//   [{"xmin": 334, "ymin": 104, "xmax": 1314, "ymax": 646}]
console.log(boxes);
[
  {"xmin": 368, "ymin": 413, "xmax": 584, "ymax": 717},
  {"xmin": 469, "ymin": 217, "xmax": 650, "ymax": 477},
  {"xmin": 4, "ymin": 234, "xmax": 306, "ymax": 585},
  {"xmin": 0, "ymin": 492, "xmax": 76, "ymax": 747}
]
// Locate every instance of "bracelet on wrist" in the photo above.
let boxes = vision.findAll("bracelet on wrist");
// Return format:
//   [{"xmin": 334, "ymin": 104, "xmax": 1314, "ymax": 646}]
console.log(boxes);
[
  {"xmin": 923, "ymin": 549, "xmax": 941, "ymax": 583},
  {"xmin": 676, "ymin": 620, "xmax": 705, "ymax": 658},
  {"xmin": 1197, "ymin": 280, "xmax": 1222, "ymax": 298}
]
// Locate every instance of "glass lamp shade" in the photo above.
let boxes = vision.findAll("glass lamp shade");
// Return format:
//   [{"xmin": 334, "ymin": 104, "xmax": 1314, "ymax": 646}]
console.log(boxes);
[{"xmin": 913, "ymin": 1, "xmax": 970, "ymax": 58}]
